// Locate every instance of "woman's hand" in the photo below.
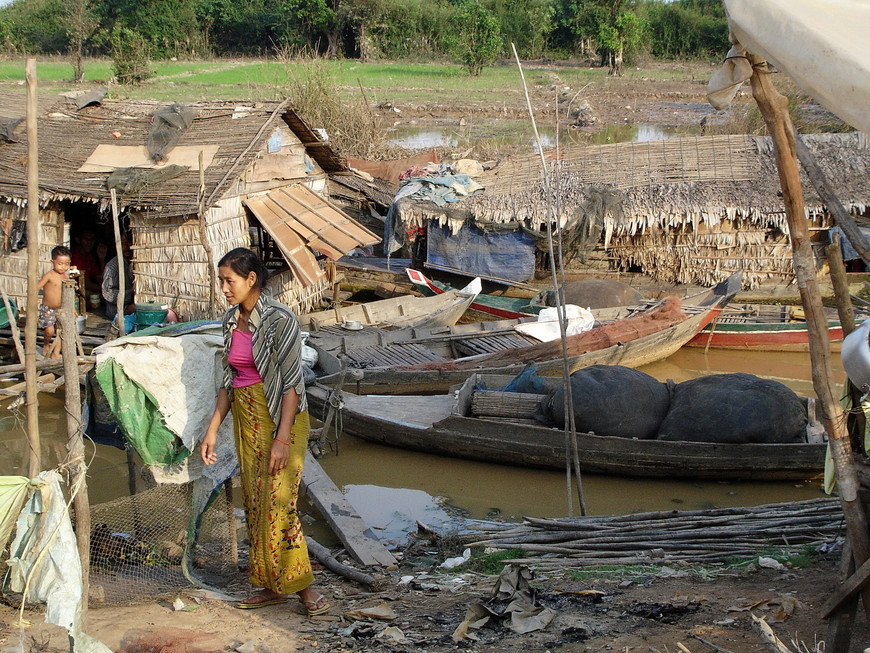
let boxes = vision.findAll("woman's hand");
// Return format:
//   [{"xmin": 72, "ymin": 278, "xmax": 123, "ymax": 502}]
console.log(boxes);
[
  {"xmin": 201, "ymin": 430, "xmax": 219, "ymax": 466},
  {"xmin": 269, "ymin": 438, "xmax": 290, "ymax": 475}
]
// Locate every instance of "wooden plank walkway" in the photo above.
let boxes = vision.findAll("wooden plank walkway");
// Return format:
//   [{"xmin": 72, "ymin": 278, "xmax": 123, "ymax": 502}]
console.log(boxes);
[{"xmin": 301, "ymin": 452, "xmax": 398, "ymax": 568}]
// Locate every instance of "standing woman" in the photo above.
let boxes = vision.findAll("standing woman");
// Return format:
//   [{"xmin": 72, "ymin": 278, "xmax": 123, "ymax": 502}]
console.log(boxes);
[{"xmin": 201, "ymin": 248, "xmax": 329, "ymax": 615}]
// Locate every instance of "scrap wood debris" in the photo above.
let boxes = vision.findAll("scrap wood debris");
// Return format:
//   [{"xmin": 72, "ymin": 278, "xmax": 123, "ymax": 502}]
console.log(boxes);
[{"xmin": 458, "ymin": 498, "xmax": 843, "ymax": 568}]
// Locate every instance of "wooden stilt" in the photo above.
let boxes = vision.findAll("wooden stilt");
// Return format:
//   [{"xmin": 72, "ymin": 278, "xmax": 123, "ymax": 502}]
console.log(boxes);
[
  {"xmin": 197, "ymin": 151, "xmax": 217, "ymax": 317},
  {"xmin": 109, "ymin": 189, "xmax": 127, "ymax": 337},
  {"xmin": 825, "ymin": 232, "xmax": 856, "ymax": 337},
  {"xmin": 24, "ymin": 58, "xmax": 40, "ymax": 478},
  {"xmin": 58, "ymin": 280, "xmax": 89, "ymax": 617},
  {"xmin": 747, "ymin": 54, "xmax": 870, "ymax": 636}
]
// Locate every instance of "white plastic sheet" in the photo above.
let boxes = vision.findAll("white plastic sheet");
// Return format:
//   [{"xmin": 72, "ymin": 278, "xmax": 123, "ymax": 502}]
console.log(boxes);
[
  {"xmin": 514, "ymin": 305, "xmax": 595, "ymax": 342},
  {"xmin": 721, "ymin": 0, "xmax": 870, "ymax": 133},
  {"xmin": 6, "ymin": 471, "xmax": 112, "ymax": 653}
]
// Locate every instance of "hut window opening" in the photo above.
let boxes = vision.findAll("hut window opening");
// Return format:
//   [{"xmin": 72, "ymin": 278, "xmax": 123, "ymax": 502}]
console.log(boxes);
[
  {"xmin": 247, "ymin": 216, "xmax": 289, "ymax": 277},
  {"xmin": 64, "ymin": 200, "xmax": 126, "ymax": 312}
]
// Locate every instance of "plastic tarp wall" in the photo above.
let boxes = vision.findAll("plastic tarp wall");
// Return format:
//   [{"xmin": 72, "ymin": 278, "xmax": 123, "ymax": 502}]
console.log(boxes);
[
  {"xmin": 426, "ymin": 222, "xmax": 536, "ymax": 283},
  {"xmin": 723, "ymin": 0, "xmax": 870, "ymax": 134}
]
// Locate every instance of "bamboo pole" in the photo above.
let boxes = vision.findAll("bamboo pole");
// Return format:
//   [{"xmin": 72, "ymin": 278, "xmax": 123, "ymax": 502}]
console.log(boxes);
[
  {"xmin": 24, "ymin": 58, "xmax": 40, "ymax": 478},
  {"xmin": 109, "ymin": 189, "xmax": 126, "ymax": 337},
  {"xmin": 58, "ymin": 280, "xmax": 89, "ymax": 618},
  {"xmin": 512, "ymin": 43, "xmax": 586, "ymax": 517},
  {"xmin": 747, "ymin": 54, "xmax": 870, "ymax": 613}
]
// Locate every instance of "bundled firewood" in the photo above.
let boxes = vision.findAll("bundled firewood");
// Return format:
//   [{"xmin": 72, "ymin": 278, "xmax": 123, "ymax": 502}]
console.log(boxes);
[{"xmin": 460, "ymin": 498, "xmax": 844, "ymax": 568}]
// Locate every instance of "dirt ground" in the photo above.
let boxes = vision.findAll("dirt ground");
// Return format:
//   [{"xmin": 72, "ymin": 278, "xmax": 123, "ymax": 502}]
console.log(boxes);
[{"xmin": 1, "ymin": 544, "xmax": 868, "ymax": 653}]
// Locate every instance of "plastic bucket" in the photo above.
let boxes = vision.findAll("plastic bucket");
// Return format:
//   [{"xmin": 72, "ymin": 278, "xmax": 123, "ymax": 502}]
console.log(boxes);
[{"xmin": 135, "ymin": 302, "xmax": 168, "ymax": 329}]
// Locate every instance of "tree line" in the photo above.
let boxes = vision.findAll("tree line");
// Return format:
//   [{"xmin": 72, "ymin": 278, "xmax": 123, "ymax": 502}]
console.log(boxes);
[{"xmin": 0, "ymin": 0, "xmax": 728, "ymax": 77}]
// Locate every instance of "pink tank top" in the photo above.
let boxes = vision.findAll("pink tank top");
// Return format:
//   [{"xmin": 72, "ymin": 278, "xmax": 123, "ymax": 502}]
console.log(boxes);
[{"xmin": 229, "ymin": 329, "xmax": 263, "ymax": 388}]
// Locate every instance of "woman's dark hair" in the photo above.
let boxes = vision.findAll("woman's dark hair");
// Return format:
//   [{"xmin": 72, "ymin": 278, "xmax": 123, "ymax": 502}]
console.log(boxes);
[{"xmin": 218, "ymin": 248, "xmax": 270, "ymax": 290}]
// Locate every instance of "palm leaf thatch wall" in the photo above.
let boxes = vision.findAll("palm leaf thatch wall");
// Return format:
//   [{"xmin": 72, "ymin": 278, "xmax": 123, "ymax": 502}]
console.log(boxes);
[{"xmin": 395, "ymin": 132, "xmax": 869, "ymax": 288}]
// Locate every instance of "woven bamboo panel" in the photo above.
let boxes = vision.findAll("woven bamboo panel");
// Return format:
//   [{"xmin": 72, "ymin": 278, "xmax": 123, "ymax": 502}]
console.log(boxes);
[{"xmin": 472, "ymin": 390, "xmax": 546, "ymax": 419}]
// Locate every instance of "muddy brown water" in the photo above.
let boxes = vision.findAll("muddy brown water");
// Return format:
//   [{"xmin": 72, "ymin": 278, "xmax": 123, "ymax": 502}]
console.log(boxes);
[{"xmin": 0, "ymin": 348, "xmax": 840, "ymax": 544}]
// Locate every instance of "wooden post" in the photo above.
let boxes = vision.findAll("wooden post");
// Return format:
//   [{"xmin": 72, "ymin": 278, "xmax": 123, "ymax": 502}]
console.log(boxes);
[
  {"xmin": 58, "ymin": 280, "xmax": 89, "ymax": 617},
  {"xmin": 109, "ymin": 189, "xmax": 126, "ymax": 336},
  {"xmin": 24, "ymin": 58, "xmax": 41, "ymax": 478},
  {"xmin": 747, "ymin": 53, "xmax": 870, "ymax": 615},
  {"xmin": 1, "ymin": 289, "xmax": 25, "ymax": 363},
  {"xmin": 197, "ymin": 151, "xmax": 217, "ymax": 318},
  {"xmin": 826, "ymin": 232, "xmax": 856, "ymax": 337}
]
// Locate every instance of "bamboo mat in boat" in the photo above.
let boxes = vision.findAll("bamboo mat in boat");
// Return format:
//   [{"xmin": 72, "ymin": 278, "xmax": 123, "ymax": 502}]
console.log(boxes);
[{"xmin": 341, "ymin": 343, "xmax": 447, "ymax": 368}]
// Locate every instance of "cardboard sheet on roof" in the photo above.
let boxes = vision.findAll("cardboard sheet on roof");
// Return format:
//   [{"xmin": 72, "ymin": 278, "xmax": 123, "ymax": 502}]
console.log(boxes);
[{"xmin": 78, "ymin": 144, "xmax": 220, "ymax": 172}]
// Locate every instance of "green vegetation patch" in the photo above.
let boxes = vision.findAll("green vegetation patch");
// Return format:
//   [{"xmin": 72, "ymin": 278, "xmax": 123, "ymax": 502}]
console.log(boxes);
[{"xmin": 465, "ymin": 548, "xmax": 527, "ymax": 574}]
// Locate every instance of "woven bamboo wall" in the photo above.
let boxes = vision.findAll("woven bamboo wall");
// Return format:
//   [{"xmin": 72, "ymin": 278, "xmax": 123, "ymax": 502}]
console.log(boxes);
[
  {"xmin": 268, "ymin": 270, "xmax": 330, "ymax": 317},
  {"xmin": 0, "ymin": 202, "xmax": 64, "ymax": 307}
]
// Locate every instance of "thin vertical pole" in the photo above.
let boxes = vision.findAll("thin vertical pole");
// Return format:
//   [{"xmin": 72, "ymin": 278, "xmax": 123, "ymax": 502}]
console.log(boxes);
[
  {"xmin": 24, "ymin": 58, "xmax": 41, "ymax": 478},
  {"xmin": 197, "ymin": 151, "xmax": 217, "ymax": 316},
  {"xmin": 109, "ymin": 189, "xmax": 126, "ymax": 336},
  {"xmin": 59, "ymin": 280, "xmax": 89, "ymax": 618}
]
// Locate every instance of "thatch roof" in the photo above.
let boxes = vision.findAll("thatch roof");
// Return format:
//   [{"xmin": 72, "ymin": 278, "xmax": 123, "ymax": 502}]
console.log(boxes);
[
  {"xmin": 394, "ymin": 132, "xmax": 870, "ymax": 235},
  {"xmin": 0, "ymin": 92, "xmax": 352, "ymax": 217}
]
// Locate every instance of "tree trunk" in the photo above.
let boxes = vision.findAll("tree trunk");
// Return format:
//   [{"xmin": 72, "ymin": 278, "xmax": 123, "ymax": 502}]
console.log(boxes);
[{"xmin": 326, "ymin": 31, "xmax": 339, "ymax": 59}]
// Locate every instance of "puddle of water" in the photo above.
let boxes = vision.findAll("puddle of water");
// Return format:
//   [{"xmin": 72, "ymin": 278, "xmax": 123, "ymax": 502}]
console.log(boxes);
[
  {"xmin": 341, "ymin": 484, "xmax": 457, "ymax": 548},
  {"xmin": 386, "ymin": 122, "xmax": 693, "ymax": 149}
]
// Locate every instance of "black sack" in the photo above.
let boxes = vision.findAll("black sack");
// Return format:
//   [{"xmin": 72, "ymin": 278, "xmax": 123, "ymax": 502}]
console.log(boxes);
[
  {"xmin": 657, "ymin": 373, "xmax": 807, "ymax": 444},
  {"xmin": 547, "ymin": 365, "xmax": 670, "ymax": 439}
]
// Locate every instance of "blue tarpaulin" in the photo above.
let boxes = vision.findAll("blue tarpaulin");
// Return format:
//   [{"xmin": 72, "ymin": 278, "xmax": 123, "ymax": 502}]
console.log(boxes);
[{"xmin": 426, "ymin": 222, "xmax": 535, "ymax": 283}]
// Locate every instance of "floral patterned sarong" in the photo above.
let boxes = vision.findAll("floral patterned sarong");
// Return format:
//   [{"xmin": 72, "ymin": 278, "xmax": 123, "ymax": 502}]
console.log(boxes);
[{"xmin": 232, "ymin": 383, "xmax": 314, "ymax": 594}]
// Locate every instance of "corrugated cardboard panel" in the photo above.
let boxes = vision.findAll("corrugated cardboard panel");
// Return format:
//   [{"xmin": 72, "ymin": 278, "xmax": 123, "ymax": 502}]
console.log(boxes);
[
  {"xmin": 78, "ymin": 144, "xmax": 220, "ymax": 172},
  {"xmin": 244, "ymin": 195, "xmax": 325, "ymax": 287}
]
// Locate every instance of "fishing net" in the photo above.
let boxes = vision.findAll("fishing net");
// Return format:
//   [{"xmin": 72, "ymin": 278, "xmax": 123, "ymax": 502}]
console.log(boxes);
[
  {"xmin": 88, "ymin": 480, "xmax": 242, "ymax": 606},
  {"xmin": 561, "ymin": 184, "xmax": 625, "ymax": 264},
  {"xmin": 147, "ymin": 104, "xmax": 197, "ymax": 163},
  {"xmin": 106, "ymin": 164, "xmax": 189, "ymax": 194}
]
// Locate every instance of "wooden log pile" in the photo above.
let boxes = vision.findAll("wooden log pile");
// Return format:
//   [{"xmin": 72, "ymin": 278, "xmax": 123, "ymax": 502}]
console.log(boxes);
[{"xmin": 459, "ymin": 499, "xmax": 844, "ymax": 568}]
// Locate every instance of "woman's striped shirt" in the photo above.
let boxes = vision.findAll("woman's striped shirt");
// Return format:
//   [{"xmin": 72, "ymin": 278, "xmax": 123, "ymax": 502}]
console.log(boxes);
[{"xmin": 221, "ymin": 293, "xmax": 307, "ymax": 431}]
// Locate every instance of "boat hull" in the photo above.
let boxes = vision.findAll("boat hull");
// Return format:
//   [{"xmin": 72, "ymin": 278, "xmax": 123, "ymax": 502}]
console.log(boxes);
[
  {"xmin": 686, "ymin": 322, "xmax": 844, "ymax": 352},
  {"xmin": 305, "ymin": 385, "xmax": 825, "ymax": 480}
]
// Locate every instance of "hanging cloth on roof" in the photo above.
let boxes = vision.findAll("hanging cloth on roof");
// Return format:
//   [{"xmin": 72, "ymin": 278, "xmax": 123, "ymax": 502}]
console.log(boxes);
[
  {"xmin": 147, "ymin": 103, "xmax": 198, "ymax": 163},
  {"xmin": 0, "ymin": 117, "xmax": 24, "ymax": 143},
  {"xmin": 106, "ymin": 164, "xmax": 189, "ymax": 194}
]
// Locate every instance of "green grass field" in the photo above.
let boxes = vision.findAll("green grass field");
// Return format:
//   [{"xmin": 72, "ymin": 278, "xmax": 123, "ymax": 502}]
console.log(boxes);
[{"xmin": 0, "ymin": 56, "xmax": 712, "ymax": 105}]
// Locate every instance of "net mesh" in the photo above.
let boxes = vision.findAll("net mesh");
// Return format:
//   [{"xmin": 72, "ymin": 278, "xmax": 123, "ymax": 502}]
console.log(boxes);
[{"xmin": 88, "ymin": 481, "xmax": 243, "ymax": 606}]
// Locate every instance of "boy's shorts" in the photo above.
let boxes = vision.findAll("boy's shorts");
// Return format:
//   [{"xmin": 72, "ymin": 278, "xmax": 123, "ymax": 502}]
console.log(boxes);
[{"xmin": 37, "ymin": 303, "xmax": 57, "ymax": 329}]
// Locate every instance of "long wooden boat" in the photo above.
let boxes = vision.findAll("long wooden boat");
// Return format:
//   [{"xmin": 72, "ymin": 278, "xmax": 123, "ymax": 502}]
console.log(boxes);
[
  {"xmin": 312, "ymin": 273, "xmax": 741, "ymax": 394},
  {"xmin": 298, "ymin": 277, "xmax": 481, "ymax": 331},
  {"xmin": 686, "ymin": 303, "xmax": 855, "ymax": 352},
  {"xmin": 406, "ymin": 268, "xmax": 544, "ymax": 319},
  {"xmin": 305, "ymin": 371, "xmax": 825, "ymax": 480}
]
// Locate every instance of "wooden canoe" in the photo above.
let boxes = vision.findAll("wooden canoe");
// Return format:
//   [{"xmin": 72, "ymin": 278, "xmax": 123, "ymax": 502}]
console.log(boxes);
[
  {"xmin": 305, "ymin": 371, "xmax": 825, "ymax": 480},
  {"xmin": 406, "ymin": 268, "xmax": 544, "ymax": 319},
  {"xmin": 298, "ymin": 277, "xmax": 481, "ymax": 331},
  {"xmin": 686, "ymin": 303, "xmax": 858, "ymax": 352},
  {"xmin": 312, "ymin": 273, "xmax": 742, "ymax": 394}
]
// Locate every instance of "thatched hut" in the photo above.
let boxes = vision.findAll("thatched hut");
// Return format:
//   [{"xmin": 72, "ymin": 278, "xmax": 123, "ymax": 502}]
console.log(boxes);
[
  {"xmin": 0, "ymin": 93, "xmax": 386, "ymax": 318},
  {"xmin": 391, "ymin": 132, "xmax": 870, "ymax": 288}
]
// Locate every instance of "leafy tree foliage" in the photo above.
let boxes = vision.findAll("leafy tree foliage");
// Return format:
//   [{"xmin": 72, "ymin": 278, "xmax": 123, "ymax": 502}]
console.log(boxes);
[
  {"xmin": 454, "ymin": 0, "xmax": 501, "ymax": 76},
  {"xmin": 0, "ymin": 0, "xmax": 729, "ymax": 65}
]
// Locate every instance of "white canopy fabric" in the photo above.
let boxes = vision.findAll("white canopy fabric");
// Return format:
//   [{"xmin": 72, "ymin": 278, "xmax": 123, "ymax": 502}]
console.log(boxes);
[{"xmin": 716, "ymin": 0, "xmax": 870, "ymax": 134}]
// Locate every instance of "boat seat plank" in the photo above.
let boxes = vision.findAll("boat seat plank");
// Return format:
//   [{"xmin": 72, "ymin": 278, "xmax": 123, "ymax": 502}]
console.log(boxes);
[
  {"xmin": 344, "ymin": 393, "xmax": 455, "ymax": 428},
  {"xmin": 300, "ymin": 452, "xmax": 398, "ymax": 567},
  {"xmin": 343, "ymin": 343, "xmax": 447, "ymax": 368},
  {"xmin": 454, "ymin": 333, "xmax": 538, "ymax": 357}
]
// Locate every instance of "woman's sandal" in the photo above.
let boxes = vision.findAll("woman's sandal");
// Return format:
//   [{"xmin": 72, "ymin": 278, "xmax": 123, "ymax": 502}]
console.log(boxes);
[
  {"xmin": 236, "ymin": 592, "xmax": 288, "ymax": 610},
  {"xmin": 302, "ymin": 595, "xmax": 330, "ymax": 617}
]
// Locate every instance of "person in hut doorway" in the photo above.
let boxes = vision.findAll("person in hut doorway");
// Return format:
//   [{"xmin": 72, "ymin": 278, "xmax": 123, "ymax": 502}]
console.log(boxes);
[
  {"xmin": 101, "ymin": 235, "xmax": 134, "ymax": 322},
  {"xmin": 200, "ymin": 248, "xmax": 330, "ymax": 616},
  {"xmin": 36, "ymin": 245, "xmax": 72, "ymax": 358}
]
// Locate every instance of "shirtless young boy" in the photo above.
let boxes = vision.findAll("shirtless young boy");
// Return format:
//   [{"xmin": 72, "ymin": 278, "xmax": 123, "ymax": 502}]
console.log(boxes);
[{"xmin": 36, "ymin": 245, "xmax": 72, "ymax": 358}]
